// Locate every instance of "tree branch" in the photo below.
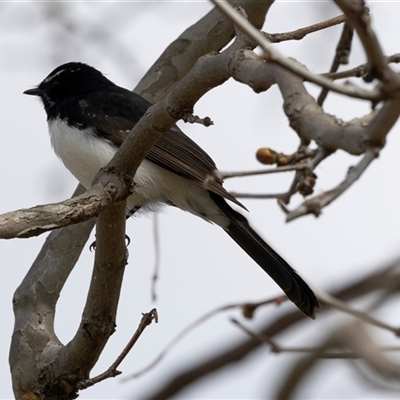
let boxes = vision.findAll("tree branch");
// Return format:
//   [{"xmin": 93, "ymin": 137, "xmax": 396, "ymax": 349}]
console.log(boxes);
[
  {"xmin": 334, "ymin": 1, "xmax": 398, "ymax": 87},
  {"xmin": 10, "ymin": 186, "xmax": 96, "ymax": 399},
  {"xmin": 144, "ymin": 258, "xmax": 400, "ymax": 399},
  {"xmin": 266, "ymin": 13, "xmax": 347, "ymax": 43},
  {"xmin": 325, "ymin": 53, "xmax": 400, "ymax": 81},
  {"xmin": 78, "ymin": 309, "xmax": 158, "ymax": 390},
  {"xmin": 210, "ymin": 0, "xmax": 382, "ymax": 101},
  {"xmin": 275, "ymin": 323, "xmax": 400, "ymax": 399},
  {"xmin": 11, "ymin": 199, "xmax": 128, "ymax": 398},
  {"xmin": 134, "ymin": 0, "xmax": 274, "ymax": 102},
  {"xmin": 0, "ymin": 180, "xmax": 129, "ymax": 239},
  {"xmin": 231, "ymin": 318, "xmax": 400, "ymax": 358},
  {"xmin": 286, "ymin": 147, "xmax": 380, "ymax": 221},
  {"xmin": 318, "ymin": 20, "xmax": 354, "ymax": 105}
]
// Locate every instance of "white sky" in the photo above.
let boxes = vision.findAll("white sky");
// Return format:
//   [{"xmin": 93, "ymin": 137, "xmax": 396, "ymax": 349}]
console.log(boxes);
[{"xmin": 1, "ymin": 1, "xmax": 400, "ymax": 399}]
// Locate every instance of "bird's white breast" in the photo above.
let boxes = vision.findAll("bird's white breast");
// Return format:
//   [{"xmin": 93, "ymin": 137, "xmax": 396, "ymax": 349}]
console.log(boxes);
[
  {"xmin": 48, "ymin": 118, "xmax": 228, "ymax": 227},
  {"xmin": 49, "ymin": 118, "xmax": 116, "ymax": 190}
]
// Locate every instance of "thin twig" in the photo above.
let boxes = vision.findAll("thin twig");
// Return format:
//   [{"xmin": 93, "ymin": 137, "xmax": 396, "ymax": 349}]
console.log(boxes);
[
  {"xmin": 78, "ymin": 309, "xmax": 158, "ymax": 390},
  {"xmin": 316, "ymin": 291, "xmax": 400, "ymax": 336},
  {"xmin": 231, "ymin": 318, "xmax": 400, "ymax": 358},
  {"xmin": 325, "ymin": 53, "xmax": 400, "ymax": 81},
  {"xmin": 275, "ymin": 323, "xmax": 400, "ymax": 399},
  {"xmin": 318, "ymin": 21, "xmax": 354, "ymax": 106},
  {"xmin": 230, "ymin": 192, "xmax": 287, "ymax": 200},
  {"xmin": 122, "ymin": 296, "xmax": 286, "ymax": 381},
  {"xmin": 265, "ymin": 14, "xmax": 347, "ymax": 43},
  {"xmin": 334, "ymin": 1, "xmax": 395, "ymax": 85},
  {"xmin": 213, "ymin": 164, "xmax": 308, "ymax": 181}
]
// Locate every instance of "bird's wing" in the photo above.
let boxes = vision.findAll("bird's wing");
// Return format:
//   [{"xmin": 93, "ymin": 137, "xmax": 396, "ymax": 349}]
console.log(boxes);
[{"xmin": 75, "ymin": 90, "xmax": 245, "ymax": 209}]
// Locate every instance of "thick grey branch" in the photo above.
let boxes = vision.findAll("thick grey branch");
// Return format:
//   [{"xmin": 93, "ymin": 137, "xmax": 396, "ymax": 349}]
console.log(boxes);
[
  {"xmin": 10, "ymin": 186, "xmax": 95, "ymax": 399},
  {"xmin": 273, "ymin": 64, "xmax": 382, "ymax": 154},
  {"xmin": 11, "ymin": 201, "xmax": 128, "ymax": 399},
  {"xmin": 49, "ymin": 200, "xmax": 128, "ymax": 394},
  {"xmin": 134, "ymin": 0, "xmax": 273, "ymax": 102},
  {"xmin": 0, "ymin": 181, "xmax": 125, "ymax": 239}
]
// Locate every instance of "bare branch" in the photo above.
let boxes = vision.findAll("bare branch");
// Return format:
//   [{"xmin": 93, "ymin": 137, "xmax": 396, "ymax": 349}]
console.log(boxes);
[
  {"xmin": 10, "ymin": 186, "xmax": 96, "ymax": 399},
  {"xmin": 266, "ymin": 14, "xmax": 347, "ymax": 43},
  {"xmin": 144, "ymin": 259, "xmax": 400, "ymax": 399},
  {"xmin": 275, "ymin": 324, "xmax": 400, "ymax": 399},
  {"xmin": 78, "ymin": 309, "xmax": 158, "ymax": 390},
  {"xmin": 325, "ymin": 53, "xmax": 400, "ymax": 81},
  {"xmin": 317, "ymin": 290, "xmax": 400, "ymax": 335},
  {"xmin": 210, "ymin": 0, "xmax": 381, "ymax": 101},
  {"xmin": 318, "ymin": 21, "xmax": 354, "ymax": 106},
  {"xmin": 334, "ymin": 1, "xmax": 399, "ymax": 86},
  {"xmin": 50, "ymin": 200, "xmax": 128, "ymax": 394},
  {"xmin": 213, "ymin": 164, "xmax": 308, "ymax": 181},
  {"xmin": 124, "ymin": 296, "xmax": 286, "ymax": 381},
  {"xmin": 230, "ymin": 192, "xmax": 287, "ymax": 200},
  {"xmin": 134, "ymin": 0, "xmax": 274, "ymax": 102},
  {"xmin": 274, "ymin": 64, "xmax": 378, "ymax": 155},
  {"xmin": 0, "ymin": 181, "xmax": 128, "ymax": 239},
  {"xmin": 231, "ymin": 318, "xmax": 400, "ymax": 358},
  {"xmin": 286, "ymin": 147, "xmax": 379, "ymax": 221}
]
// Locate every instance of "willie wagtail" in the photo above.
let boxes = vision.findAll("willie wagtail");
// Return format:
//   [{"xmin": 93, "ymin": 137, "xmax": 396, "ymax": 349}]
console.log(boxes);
[{"xmin": 24, "ymin": 62, "xmax": 319, "ymax": 318}]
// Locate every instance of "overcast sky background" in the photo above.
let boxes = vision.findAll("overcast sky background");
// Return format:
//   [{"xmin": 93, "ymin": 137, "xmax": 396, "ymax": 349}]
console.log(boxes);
[{"xmin": 1, "ymin": 1, "xmax": 400, "ymax": 399}]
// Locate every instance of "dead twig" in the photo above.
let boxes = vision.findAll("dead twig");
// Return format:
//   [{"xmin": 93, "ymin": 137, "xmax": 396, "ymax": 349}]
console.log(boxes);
[
  {"xmin": 123, "ymin": 296, "xmax": 286, "ymax": 381},
  {"xmin": 265, "ymin": 14, "xmax": 347, "ymax": 43},
  {"xmin": 78, "ymin": 309, "xmax": 158, "ymax": 390}
]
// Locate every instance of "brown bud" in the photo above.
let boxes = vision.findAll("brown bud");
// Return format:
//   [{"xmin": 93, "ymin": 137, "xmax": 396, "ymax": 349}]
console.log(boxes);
[{"xmin": 256, "ymin": 148, "xmax": 277, "ymax": 165}]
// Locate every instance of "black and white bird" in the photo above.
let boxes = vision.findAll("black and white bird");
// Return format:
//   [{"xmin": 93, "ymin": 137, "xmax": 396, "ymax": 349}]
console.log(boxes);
[{"xmin": 24, "ymin": 62, "xmax": 319, "ymax": 318}]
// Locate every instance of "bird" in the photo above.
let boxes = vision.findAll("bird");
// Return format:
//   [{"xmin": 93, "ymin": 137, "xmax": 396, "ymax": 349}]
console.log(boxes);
[{"xmin": 24, "ymin": 62, "xmax": 319, "ymax": 318}]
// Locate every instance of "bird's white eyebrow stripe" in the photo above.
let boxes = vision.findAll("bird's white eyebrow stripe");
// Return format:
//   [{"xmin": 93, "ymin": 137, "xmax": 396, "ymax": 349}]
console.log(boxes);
[
  {"xmin": 44, "ymin": 69, "xmax": 65, "ymax": 83},
  {"xmin": 44, "ymin": 67, "xmax": 81, "ymax": 83}
]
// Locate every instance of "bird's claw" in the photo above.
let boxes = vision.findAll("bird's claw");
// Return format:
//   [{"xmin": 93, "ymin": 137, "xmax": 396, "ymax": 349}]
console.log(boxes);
[{"xmin": 89, "ymin": 235, "xmax": 131, "ymax": 252}]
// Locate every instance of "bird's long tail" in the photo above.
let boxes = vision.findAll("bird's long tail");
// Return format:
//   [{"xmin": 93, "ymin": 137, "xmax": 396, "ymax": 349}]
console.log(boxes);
[{"xmin": 210, "ymin": 193, "xmax": 319, "ymax": 318}]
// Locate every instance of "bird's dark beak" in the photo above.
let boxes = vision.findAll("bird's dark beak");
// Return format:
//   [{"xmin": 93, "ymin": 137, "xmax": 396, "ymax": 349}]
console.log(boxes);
[{"xmin": 23, "ymin": 88, "xmax": 44, "ymax": 96}]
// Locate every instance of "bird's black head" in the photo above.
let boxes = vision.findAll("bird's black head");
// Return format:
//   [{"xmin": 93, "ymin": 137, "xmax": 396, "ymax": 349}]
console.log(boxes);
[{"xmin": 24, "ymin": 62, "xmax": 115, "ymax": 114}]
